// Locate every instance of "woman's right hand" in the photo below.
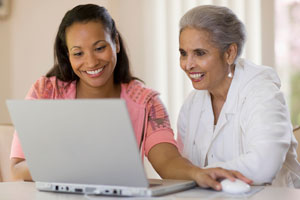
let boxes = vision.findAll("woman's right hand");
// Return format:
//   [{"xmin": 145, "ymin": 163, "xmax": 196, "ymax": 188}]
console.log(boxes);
[
  {"xmin": 191, "ymin": 166, "xmax": 253, "ymax": 190},
  {"xmin": 10, "ymin": 158, "xmax": 33, "ymax": 181}
]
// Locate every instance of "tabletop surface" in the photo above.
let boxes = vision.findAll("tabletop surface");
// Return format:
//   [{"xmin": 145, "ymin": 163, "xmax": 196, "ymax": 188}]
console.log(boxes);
[{"xmin": 0, "ymin": 182, "xmax": 300, "ymax": 200}]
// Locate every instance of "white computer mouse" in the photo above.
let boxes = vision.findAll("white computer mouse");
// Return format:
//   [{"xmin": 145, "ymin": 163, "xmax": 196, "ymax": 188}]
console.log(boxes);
[{"xmin": 220, "ymin": 179, "xmax": 251, "ymax": 194}]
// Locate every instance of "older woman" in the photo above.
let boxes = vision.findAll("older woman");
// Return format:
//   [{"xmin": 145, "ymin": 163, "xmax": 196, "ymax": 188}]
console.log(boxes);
[{"xmin": 177, "ymin": 5, "xmax": 300, "ymax": 187}]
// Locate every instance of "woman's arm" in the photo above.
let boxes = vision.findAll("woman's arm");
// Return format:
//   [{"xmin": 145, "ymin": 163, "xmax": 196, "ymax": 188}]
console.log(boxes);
[
  {"xmin": 10, "ymin": 158, "xmax": 32, "ymax": 181},
  {"xmin": 148, "ymin": 143, "xmax": 252, "ymax": 190}
]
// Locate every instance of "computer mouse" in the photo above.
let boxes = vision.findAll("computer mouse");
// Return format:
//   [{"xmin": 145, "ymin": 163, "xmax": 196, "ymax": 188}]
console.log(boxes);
[{"xmin": 220, "ymin": 179, "xmax": 251, "ymax": 194}]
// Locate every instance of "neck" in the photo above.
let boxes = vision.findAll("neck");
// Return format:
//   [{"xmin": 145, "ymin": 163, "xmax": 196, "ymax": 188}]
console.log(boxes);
[
  {"xmin": 209, "ymin": 65, "xmax": 235, "ymax": 102},
  {"xmin": 209, "ymin": 70, "xmax": 234, "ymax": 125},
  {"xmin": 209, "ymin": 81, "xmax": 231, "ymax": 102},
  {"xmin": 76, "ymin": 79, "xmax": 121, "ymax": 99}
]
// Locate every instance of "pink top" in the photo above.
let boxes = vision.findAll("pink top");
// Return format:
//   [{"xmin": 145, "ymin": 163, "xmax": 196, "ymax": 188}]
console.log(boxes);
[{"xmin": 10, "ymin": 76, "xmax": 177, "ymax": 159}]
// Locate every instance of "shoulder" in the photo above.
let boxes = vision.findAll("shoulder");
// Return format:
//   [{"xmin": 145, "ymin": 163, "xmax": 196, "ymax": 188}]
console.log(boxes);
[
  {"xmin": 121, "ymin": 80, "xmax": 159, "ymax": 105},
  {"xmin": 26, "ymin": 76, "xmax": 75, "ymax": 99},
  {"xmin": 237, "ymin": 59, "xmax": 281, "ymax": 87},
  {"xmin": 235, "ymin": 60, "xmax": 288, "ymax": 116},
  {"xmin": 236, "ymin": 59, "xmax": 281, "ymax": 97}
]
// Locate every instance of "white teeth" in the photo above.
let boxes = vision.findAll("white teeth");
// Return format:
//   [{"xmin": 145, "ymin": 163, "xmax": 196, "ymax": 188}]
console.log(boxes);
[
  {"xmin": 190, "ymin": 73, "xmax": 204, "ymax": 79},
  {"xmin": 86, "ymin": 68, "xmax": 103, "ymax": 75}
]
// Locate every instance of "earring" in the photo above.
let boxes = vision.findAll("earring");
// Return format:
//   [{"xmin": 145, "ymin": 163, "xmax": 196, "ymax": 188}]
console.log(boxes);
[{"xmin": 228, "ymin": 64, "xmax": 233, "ymax": 78}]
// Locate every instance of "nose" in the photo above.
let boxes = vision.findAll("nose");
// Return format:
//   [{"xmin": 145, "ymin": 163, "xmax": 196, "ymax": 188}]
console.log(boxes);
[
  {"xmin": 185, "ymin": 55, "xmax": 196, "ymax": 71},
  {"xmin": 85, "ymin": 52, "xmax": 99, "ymax": 68}
]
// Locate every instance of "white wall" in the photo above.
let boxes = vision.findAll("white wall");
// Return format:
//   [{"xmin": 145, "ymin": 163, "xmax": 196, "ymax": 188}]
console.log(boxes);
[{"xmin": 0, "ymin": 16, "xmax": 11, "ymax": 123}]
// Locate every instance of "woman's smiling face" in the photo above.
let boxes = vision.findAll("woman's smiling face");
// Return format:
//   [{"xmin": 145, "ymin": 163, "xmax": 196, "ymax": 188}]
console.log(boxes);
[
  {"xmin": 179, "ymin": 27, "xmax": 228, "ymax": 92},
  {"xmin": 66, "ymin": 21, "xmax": 119, "ymax": 90}
]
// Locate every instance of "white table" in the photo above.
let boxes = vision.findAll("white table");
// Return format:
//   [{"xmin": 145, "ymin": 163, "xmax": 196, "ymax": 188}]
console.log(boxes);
[{"xmin": 0, "ymin": 182, "xmax": 300, "ymax": 200}]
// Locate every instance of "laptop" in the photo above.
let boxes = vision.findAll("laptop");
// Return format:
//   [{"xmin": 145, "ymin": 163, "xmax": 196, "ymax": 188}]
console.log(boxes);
[{"xmin": 6, "ymin": 99, "xmax": 196, "ymax": 197}]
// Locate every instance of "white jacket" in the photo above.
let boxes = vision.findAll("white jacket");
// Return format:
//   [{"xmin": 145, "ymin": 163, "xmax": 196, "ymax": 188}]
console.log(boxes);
[{"xmin": 177, "ymin": 58, "xmax": 300, "ymax": 187}]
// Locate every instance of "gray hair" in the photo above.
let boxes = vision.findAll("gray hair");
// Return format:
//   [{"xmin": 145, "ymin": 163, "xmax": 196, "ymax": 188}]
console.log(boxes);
[{"xmin": 179, "ymin": 5, "xmax": 246, "ymax": 60}]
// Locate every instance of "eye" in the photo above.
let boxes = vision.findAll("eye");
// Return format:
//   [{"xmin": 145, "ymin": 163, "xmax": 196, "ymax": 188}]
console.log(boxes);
[
  {"xmin": 179, "ymin": 49, "xmax": 187, "ymax": 57},
  {"xmin": 95, "ymin": 45, "xmax": 106, "ymax": 52},
  {"xmin": 194, "ymin": 49, "xmax": 206, "ymax": 56},
  {"xmin": 73, "ymin": 52, "xmax": 83, "ymax": 57}
]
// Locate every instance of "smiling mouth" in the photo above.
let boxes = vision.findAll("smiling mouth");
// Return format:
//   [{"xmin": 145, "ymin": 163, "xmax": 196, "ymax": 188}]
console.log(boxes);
[
  {"xmin": 189, "ymin": 73, "xmax": 205, "ymax": 80},
  {"xmin": 86, "ymin": 67, "xmax": 104, "ymax": 75}
]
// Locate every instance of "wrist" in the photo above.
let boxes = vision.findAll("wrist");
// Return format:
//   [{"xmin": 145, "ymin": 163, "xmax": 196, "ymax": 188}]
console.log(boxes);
[{"xmin": 188, "ymin": 165, "xmax": 203, "ymax": 180}]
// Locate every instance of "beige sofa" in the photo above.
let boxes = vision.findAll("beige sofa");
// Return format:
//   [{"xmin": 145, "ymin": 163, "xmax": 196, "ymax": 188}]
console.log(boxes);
[{"xmin": 0, "ymin": 124, "xmax": 14, "ymax": 182}]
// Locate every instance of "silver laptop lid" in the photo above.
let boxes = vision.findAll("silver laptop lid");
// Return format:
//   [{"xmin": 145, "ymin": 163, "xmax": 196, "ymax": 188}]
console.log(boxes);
[{"xmin": 7, "ymin": 99, "xmax": 148, "ymax": 187}]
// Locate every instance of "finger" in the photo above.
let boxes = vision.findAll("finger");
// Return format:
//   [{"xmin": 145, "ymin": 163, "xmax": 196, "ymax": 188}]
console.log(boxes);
[
  {"xmin": 231, "ymin": 170, "xmax": 253, "ymax": 184},
  {"xmin": 211, "ymin": 181, "xmax": 222, "ymax": 191},
  {"xmin": 210, "ymin": 172, "xmax": 217, "ymax": 180},
  {"xmin": 196, "ymin": 174, "xmax": 222, "ymax": 191},
  {"xmin": 212, "ymin": 168, "xmax": 236, "ymax": 181}
]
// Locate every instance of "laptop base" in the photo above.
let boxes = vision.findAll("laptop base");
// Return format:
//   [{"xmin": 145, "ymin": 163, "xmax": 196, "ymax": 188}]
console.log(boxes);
[{"xmin": 36, "ymin": 179, "xmax": 196, "ymax": 197}]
